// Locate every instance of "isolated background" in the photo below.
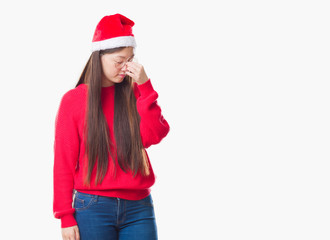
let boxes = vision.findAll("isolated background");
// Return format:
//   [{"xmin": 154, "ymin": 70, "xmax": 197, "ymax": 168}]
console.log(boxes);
[{"xmin": 0, "ymin": 0, "xmax": 329, "ymax": 239}]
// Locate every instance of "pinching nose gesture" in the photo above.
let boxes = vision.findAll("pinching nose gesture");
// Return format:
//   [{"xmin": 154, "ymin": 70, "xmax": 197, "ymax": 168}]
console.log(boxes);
[{"xmin": 124, "ymin": 61, "xmax": 149, "ymax": 85}]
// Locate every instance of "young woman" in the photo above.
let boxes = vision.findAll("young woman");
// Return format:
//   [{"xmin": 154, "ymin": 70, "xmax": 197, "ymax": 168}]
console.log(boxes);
[{"xmin": 53, "ymin": 13, "xmax": 170, "ymax": 240}]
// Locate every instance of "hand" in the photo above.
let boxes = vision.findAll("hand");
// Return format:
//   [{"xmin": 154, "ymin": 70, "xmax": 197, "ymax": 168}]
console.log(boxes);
[
  {"xmin": 61, "ymin": 225, "xmax": 80, "ymax": 240},
  {"xmin": 125, "ymin": 61, "xmax": 149, "ymax": 85}
]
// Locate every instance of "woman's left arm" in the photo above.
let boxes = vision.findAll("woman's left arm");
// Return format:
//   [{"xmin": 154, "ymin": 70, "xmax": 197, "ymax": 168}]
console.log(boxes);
[{"xmin": 126, "ymin": 62, "xmax": 170, "ymax": 148}]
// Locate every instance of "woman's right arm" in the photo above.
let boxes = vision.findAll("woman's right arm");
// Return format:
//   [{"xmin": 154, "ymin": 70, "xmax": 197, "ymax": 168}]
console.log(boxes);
[
  {"xmin": 61, "ymin": 225, "xmax": 80, "ymax": 240},
  {"xmin": 53, "ymin": 91, "xmax": 80, "ymax": 229}
]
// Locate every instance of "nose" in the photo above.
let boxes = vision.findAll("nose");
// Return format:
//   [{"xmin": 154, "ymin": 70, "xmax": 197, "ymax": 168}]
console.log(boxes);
[{"xmin": 121, "ymin": 63, "xmax": 128, "ymax": 71}]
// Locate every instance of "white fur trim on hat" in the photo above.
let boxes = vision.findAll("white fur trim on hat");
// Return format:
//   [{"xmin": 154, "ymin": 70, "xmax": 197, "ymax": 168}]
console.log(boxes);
[{"xmin": 91, "ymin": 36, "xmax": 136, "ymax": 52}]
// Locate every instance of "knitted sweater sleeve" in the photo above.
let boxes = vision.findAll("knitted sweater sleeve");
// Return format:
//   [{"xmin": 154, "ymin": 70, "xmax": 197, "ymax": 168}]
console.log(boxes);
[
  {"xmin": 134, "ymin": 79, "xmax": 170, "ymax": 148},
  {"xmin": 53, "ymin": 91, "xmax": 79, "ymax": 228}
]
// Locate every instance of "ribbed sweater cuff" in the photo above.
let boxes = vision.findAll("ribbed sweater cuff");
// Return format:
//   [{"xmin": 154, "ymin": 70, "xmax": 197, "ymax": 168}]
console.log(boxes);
[
  {"xmin": 136, "ymin": 78, "xmax": 154, "ymax": 96},
  {"xmin": 61, "ymin": 214, "xmax": 77, "ymax": 228}
]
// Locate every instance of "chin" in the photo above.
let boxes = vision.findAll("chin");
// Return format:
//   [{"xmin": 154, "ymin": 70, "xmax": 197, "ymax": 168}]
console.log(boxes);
[
  {"xmin": 108, "ymin": 76, "xmax": 123, "ymax": 84},
  {"xmin": 118, "ymin": 75, "xmax": 127, "ymax": 82}
]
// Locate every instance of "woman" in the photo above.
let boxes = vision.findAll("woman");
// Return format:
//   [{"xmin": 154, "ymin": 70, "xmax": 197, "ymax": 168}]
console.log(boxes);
[{"xmin": 53, "ymin": 13, "xmax": 170, "ymax": 240}]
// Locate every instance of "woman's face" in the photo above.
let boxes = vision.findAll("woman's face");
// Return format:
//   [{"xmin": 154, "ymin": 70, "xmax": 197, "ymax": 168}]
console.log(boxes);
[{"xmin": 100, "ymin": 47, "xmax": 134, "ymax": 87}]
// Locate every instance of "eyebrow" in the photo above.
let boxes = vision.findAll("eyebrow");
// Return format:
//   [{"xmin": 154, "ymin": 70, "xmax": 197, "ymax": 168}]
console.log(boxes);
[{"xmin": 116, "ymin": 54, "xmax": 134, "ymax": 59}]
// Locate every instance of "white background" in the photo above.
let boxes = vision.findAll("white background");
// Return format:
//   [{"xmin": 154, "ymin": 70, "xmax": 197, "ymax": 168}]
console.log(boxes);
[{"xmin": 0, "ymin": 0, "xmax": 329, "ymax": 239}]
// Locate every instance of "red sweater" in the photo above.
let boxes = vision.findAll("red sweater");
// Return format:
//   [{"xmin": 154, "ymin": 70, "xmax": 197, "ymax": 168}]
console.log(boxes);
[{"xmin": 53, "ymin": 79, "xmax": 170, "ymax": 228}]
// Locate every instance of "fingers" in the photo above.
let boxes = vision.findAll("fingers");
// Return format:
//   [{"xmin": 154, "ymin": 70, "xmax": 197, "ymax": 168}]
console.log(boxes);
[
  {"xmin": 74, "ymin": 225, "xmax": 80, "ymax": 240},
  {"xmin": 126, "ymin": 62, "xmax": 139, "ymax": 72},
  {"xmin": 125, "ymin": 63, "xmax": 138, "ymax": 79},
  {"xmin": 125, "ymin": 62, "xmax": 149, "ymax": 84},
  {"xmin": 61, "ymin": 232, "xmax": 74, "ymax": 240},
  {"xmin": 125, "ymin": 70, "xmax": 135, "ymax": 79},
  {"xmin": 125, "ymin": 66, "xmax": 137, "ymax": 76}
]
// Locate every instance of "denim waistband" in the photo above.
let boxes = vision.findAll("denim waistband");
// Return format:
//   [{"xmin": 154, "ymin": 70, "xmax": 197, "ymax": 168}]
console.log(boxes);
[
  {"xmin": 73, "ymin": 189, "xmax": 151, "ymax": 201},
  {"xmin": 73, "ymin": 189, "xmax": 121, "ymax": 201}
]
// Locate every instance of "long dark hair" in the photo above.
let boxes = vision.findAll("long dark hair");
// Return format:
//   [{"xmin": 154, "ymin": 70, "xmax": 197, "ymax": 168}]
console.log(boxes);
[{"xmin": 75, "ymin": 47, "xmax": 150, "ymax": 187}]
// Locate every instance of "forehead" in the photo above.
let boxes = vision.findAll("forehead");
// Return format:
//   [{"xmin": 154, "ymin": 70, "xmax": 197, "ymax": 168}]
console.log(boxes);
[{"xmin": 113, "ymin": 47, "xmax": 134, "ymax": 57}]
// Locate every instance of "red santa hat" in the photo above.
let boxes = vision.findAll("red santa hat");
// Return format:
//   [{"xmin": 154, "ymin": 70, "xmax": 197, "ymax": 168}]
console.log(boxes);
[{"xmin": 91, "ymin": 13, "xmax": 137, "ymax": 52}]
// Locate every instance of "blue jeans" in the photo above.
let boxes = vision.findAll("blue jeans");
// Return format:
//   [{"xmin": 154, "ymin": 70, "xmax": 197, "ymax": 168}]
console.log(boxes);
[{"xmin": 73, "ymin": 190, "xmax": 158, "ymax": 240}]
